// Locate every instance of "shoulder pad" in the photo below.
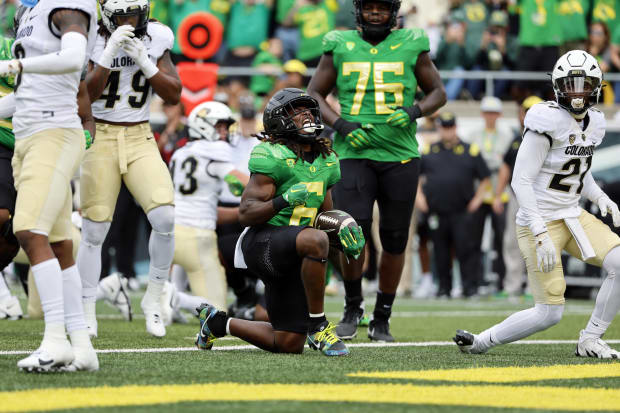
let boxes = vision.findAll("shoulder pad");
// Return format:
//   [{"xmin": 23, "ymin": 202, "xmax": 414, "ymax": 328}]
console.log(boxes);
[
  {"xmin": 588, "ymin": 108, "xmax": 606, "ymax": 144},
  {"xmin": 469, "ymin": 143, "xmax": 480, "ymax": 157},
  {"xmin": 250, "ymin": 142, "xmax": 291, "ymax": 160},
  {"xmin": 147, "ymin": 22, "xmax": 174, "ymax": 57},
  {"xmin": 524, "ymin": 102, "xmax": 560, "ymax": 138},
  {"xmin": 322, "ymin": 30, "xmax": 346, "ymax": 53},
  {"xmin": 194, "ymin": 140, "xmax": 232, "ymax": 162},
  {"xmin": 45, "ymin": 0, "xmax": 97, "ymax": 19}
]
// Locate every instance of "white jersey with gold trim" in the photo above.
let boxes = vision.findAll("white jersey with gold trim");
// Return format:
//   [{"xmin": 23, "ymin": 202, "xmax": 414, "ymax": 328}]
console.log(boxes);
[
  {"xmin": 515, "ymin": 101, "xmax": 605, "ymax": 227},
  {"xmin": 11, "ymin": 0, "xmax": 97, "ymax": 139},
  {"xmin": 91, "ymin": 22, "xmax": 173, "ymax": 122},
  {"xmin": 171, "ymin": 140, "xmax": 235, "ymax": 230}
]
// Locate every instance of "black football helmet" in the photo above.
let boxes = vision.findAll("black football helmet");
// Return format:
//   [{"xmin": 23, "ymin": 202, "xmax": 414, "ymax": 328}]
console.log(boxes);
[
  {"xmin": 354, "ymin": 0, "xmax": 401, "ymax": 40},
  {"xmin": 263, "ymin": 88, "xmax": 324, "ymax": 144}
]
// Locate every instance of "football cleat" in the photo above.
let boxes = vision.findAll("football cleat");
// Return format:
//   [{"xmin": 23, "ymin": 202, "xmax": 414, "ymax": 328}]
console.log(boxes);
[
  {"xmin": 307, "ymin": 321, "xmax": 349, "ymax": 356},
  {"xmin": 58, "ymin": 347, "xmax": 99, "ymax": 372},
  {"xmin": 141, "ymin": 297, "xmax": 166, "ymax": 338},
  {"xmin": 18, "ymin": 339, "xmax": 74, "ymax": 373},
  {"xmin": 0, "ymin": 295, "xmax": 23, "ymax": 320},
  {"xmin": 368, "ymin": 318, "xmax": 395, "ymax": 342},
  {"xmin": 100, "ymin": 272, "xmax": 133, "ymax": 322},
  {"xmin": 195, "ymin": 303, "xmax": 219, "ymax": 350},
  {"xmin": 336, "ymin": 301, "xmax": 364, "ymax": 339},
  {"xmin": 453, "ymin": 329, "xmax": 487, "ymax": 354},
  {"xmin": 83, "ymin": 301, "xmax": 98, "ymax": 339},
  {"xmin": 576, "ymin": 330, "xmax": 620, "ymax": 359}
]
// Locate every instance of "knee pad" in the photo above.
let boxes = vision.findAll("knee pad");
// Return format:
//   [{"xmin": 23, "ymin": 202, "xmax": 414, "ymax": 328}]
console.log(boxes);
[
  {"xmin": 535, "ymin": 303, "xmax": 564, "ymax": 330},
  {"xmin": 147, "ymin": 205, "xmax": 174, "ymax": 235},
  {"xmin": 379, "ymin": 227, "xmax": 409, "ymax": 254},
  {"xmin": 81, "ymin": 218, "xmax": 111, "ymax": 246}
]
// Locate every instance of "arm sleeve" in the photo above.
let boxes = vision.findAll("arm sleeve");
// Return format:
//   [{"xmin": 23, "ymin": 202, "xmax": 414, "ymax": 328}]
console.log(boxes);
[
  {"xmin": 0, "ymin": 93, "xmax": 15, "ymax": 118},
  {"xmin": 20, "ymin": 32, "xmax": 87, "ymax": 74},
  {"xmin": 510, "ymin": 130, "xmax": 550, "ymax": 236},
  {"xmin": 580, "ymin": 170, "xmax": 604, "ymax": 204},
  {"xmin": 207, "ymin": 161, "xmax": 235, "ymax": 180}
]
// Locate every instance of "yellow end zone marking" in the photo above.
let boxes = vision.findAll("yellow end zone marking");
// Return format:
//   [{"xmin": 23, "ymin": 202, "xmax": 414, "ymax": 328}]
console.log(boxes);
[
  {"xmin": 349, "ymin": 363, "xmax": 620, "ymax": 383},
  {"xmin": 2, "ymin": 382, "xmax": 620, "ymax": 412}
]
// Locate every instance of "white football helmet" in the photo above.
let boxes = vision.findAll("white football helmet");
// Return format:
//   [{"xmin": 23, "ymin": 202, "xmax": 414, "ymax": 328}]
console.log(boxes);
[
  {"xmin": 187, "ymin": 101, "xmax": 235, "ymax": 142},
  {"xmin": 100, "ymin": 0, "xmax": 150, "ymax": 38},
  {"xmin": 551, "ymin": 50, "xmax": 602, "ymax": 116}
]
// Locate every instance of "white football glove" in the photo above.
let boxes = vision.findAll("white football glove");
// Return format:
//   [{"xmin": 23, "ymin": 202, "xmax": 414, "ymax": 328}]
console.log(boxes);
[
  {"xmin": 597, "ymin": 195, "xmax": 620, "ymax": 227},
  {"xmin": 535, "ymin": 232, "xmax": 557, "ymax": 273},
  {"xmin": 0, "ymin": 59, "xmax": 21, "ymax": 77},
  {"xmin": 98, "ymin": 25, "xmax": 135, "ymax": 69},
  {"xmin": 122, "ymin": 38, "xmax": 159, "ymax": 79}
]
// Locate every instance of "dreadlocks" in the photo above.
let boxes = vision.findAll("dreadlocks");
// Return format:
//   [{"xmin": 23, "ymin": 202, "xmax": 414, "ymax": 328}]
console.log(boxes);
[{"xmin": 255, "ymin": 132, "xmax": 336, "ymax": 161}]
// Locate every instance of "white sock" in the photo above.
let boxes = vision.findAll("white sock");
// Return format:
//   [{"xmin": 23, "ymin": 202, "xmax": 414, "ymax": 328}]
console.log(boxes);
[
  {"xmin": 225, "ymin": 318, "xmax": 232, "ymax": 336},
  {"xmin": 0, "ymin": 273, "xmax": 11, "ymax": 300},
  {"xmin": 77, "ymin": 219, "xmax": 110, "ymax": 302},
  {"xmin": 32, "ymin": 258, "xmax": 66, "ymax": 339},
  {"xmin": 144, "ymin": 207, "xmax": 175, "ymax": 305},
  {"xmin": 62, "ymin": 265, "xmax": 88, "ymax": 334},
  {"xmin": 177, "ymin": 291, "xmax": 206, "ymax": 315},
  {"xmin": 474, "ymin": 304, "xmax": 564, "ymax": 353},
  {"xmin": 583, "ymin": 247, "xmax": 620, "ymax": 339}
]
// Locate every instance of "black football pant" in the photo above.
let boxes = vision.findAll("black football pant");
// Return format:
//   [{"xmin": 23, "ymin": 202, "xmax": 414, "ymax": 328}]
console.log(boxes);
[
  {"xmin": 430, "ymin": 211, "xmax": 480, "ymax": 297},
  {"xmin": 472, "ymin": 204, "xmax": 506, "ymax": 290}
]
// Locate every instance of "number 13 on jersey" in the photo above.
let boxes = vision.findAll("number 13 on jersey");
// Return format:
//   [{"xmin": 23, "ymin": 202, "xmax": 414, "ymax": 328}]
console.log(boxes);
[{"xmin": 343, "ymin": 62, "xmax": 404, "ymax": 115}]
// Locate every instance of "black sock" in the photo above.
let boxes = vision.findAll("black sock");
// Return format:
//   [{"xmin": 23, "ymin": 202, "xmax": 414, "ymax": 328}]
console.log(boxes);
[
  {"xmin": 343, "ymin": 279, "xmax": 362, "ymax": 300},
  {"xmin": 206, "ymin": 311, "xmax": 229, "ymax": 338},
  {"xmin": 374, "ymin": 291, "xmax": 395, "ymax": 320},
  {"xmin": 308, "ymin": 314, "xmax": 327, "ymax": 333}
]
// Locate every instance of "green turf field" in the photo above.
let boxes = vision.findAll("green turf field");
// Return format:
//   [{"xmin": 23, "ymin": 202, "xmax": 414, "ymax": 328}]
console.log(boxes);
[{"xmin": 1, "ymin": 292, "xmax": 619, "ymax": 412}]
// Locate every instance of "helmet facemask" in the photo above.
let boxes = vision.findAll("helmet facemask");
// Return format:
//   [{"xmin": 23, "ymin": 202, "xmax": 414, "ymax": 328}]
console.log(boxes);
[
  {"xmin": 554, "ymin": 71, "xmax": 601, "ymax": 116},
  {"xmin": 102, "ymin": 0, "xmax": 150, "ymax": 39},
  {"xmin": 354, "ymin": 0, "xmax": 401, "ymax": 41},
  {"xmin": 268, "ymin": 96, "xmax": 324, "ymax": 144}
]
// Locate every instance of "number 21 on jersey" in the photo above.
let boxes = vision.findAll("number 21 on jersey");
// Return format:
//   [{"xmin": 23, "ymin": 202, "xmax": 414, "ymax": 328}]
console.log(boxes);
[{"xmin": 343, "ymin": 62, "xmax": 404, "ymax": 115}]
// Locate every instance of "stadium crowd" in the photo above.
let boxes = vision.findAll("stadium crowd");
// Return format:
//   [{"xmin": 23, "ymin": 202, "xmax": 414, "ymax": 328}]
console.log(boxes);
[{"xmin": 1, "ymin": 0, "xmax": 620, "ymax": 367}]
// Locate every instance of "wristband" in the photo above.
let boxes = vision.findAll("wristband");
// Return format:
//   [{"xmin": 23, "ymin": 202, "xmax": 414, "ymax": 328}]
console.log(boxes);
[
  {"xmin": 404, "ymin": 104, "xmax": 422, "ymax": 121},
  {"xmin": 272, "ymin": 195, "xmax": 288, "ymax": 212},
  {"xmin": 140, "ymin": 59, "xmax": 159, "ymax": 79},
  {"xmin": 333, "ymin": 118, "xmax": 361, "ymax": 137}
]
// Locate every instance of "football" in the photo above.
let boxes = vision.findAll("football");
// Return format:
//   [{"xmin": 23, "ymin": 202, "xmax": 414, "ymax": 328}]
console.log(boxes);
[{"xmin": 313, "ymin": 209, "xmax": 359, "ymax": 251}]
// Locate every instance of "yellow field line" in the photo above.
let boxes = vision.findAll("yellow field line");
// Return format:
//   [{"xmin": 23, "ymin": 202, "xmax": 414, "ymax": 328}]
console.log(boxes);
[
  {"xmin": 2, "ymin": 383, "xmax": 620, "ymax": 412},
  {"xmin": 349, "ymin": 363, "xmax": 620, "ymax": 383}
]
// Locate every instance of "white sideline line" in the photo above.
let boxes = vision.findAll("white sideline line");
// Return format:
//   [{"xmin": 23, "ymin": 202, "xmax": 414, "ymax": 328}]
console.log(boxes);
[
  {"xmin": 3, "ymin": 339, "xmax": 620, "ymax": 356},
  {"xmin": 96, "ymin": 309, "xmax": 594, "ymax": 320}
]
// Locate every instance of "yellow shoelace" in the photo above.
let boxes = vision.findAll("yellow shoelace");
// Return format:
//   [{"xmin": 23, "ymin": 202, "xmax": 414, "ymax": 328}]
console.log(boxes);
[{"xmin": 313, "ymin": 322, "xmax": 340, "ymax": 346}]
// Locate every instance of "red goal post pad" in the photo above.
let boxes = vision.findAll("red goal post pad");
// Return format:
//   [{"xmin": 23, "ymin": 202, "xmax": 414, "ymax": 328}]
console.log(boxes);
[
  {"xmin": 177, "ymin": 62, "xmax": 219, "ymax": 116},
  {"xmin": 177, "ymin": 12, "xmax": 223, "ymax": 61}
]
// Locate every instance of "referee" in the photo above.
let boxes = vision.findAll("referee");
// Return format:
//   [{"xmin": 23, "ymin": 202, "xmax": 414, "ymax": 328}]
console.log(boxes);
[{"xmin": 416, "ymin": 112, "xmax": 491, "ymax": 298}]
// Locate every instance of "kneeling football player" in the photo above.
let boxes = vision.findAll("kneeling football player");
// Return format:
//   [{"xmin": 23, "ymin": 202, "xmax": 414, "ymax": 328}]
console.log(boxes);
[{"xmin": 195, "ymin": 88, "xmax": 364, "ymax": 356}]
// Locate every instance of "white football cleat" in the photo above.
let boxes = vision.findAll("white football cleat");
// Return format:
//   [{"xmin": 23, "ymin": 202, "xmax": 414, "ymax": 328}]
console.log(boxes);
[
  {"xmin": 160, "ymin": 281, "xmax": 178, "ymax": 326},
  {"xmin": 59, "ymin": 347, "xmax": 99, "ymax": 372},
  {"xmin": 141, "ymin": 298, "xmax": 166, "ymax": 338},
  {"xmin": 83, "ymin": 301, "xmax": 98, "ymax": 339},
  {"xmin": 100, "ymin": 272, "xmax": 133, "ymax": 321},
  {"xmin": 0, "ymin": 295, "xmax": 23, "ymax": 320},
  {"xmin": 576, "ymin": 330, "xmax": 620, "ymax": 359},
  {"xmin": 17, "ymin": 339, "xmax": 74, "ymax": 372}
]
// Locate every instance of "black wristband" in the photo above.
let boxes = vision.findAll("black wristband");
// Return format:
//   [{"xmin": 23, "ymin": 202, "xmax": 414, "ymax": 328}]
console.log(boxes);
[
  {"xmin": 333, "ymin": 118, "xmax": 361, "ymax": 137},
  {"xmin": 272, "ymin": 195, "xmax": 288, "ymax": 211},
  {"xmin": 403, "ymin": 104, "xmax": 423, "ymax": 121}
]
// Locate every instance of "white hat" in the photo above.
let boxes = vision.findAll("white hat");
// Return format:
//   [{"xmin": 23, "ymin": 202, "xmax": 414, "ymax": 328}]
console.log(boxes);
[{"xmin": 480, "ymin": 96, "xmax": 502, "ymax": 113}]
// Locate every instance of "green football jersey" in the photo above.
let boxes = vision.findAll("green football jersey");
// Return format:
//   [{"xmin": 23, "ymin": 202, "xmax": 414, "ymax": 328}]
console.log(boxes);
[
  {"xmin": 323, "ymin": 29, "xmax": 429, "ymax": 162},
  {"xmin": 248, "ymin": 142, "xmax": 341, "ymax": 228},
  {"xmin": 0, "ymin": 36, "xmax": 15, "ymax": 151}
]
